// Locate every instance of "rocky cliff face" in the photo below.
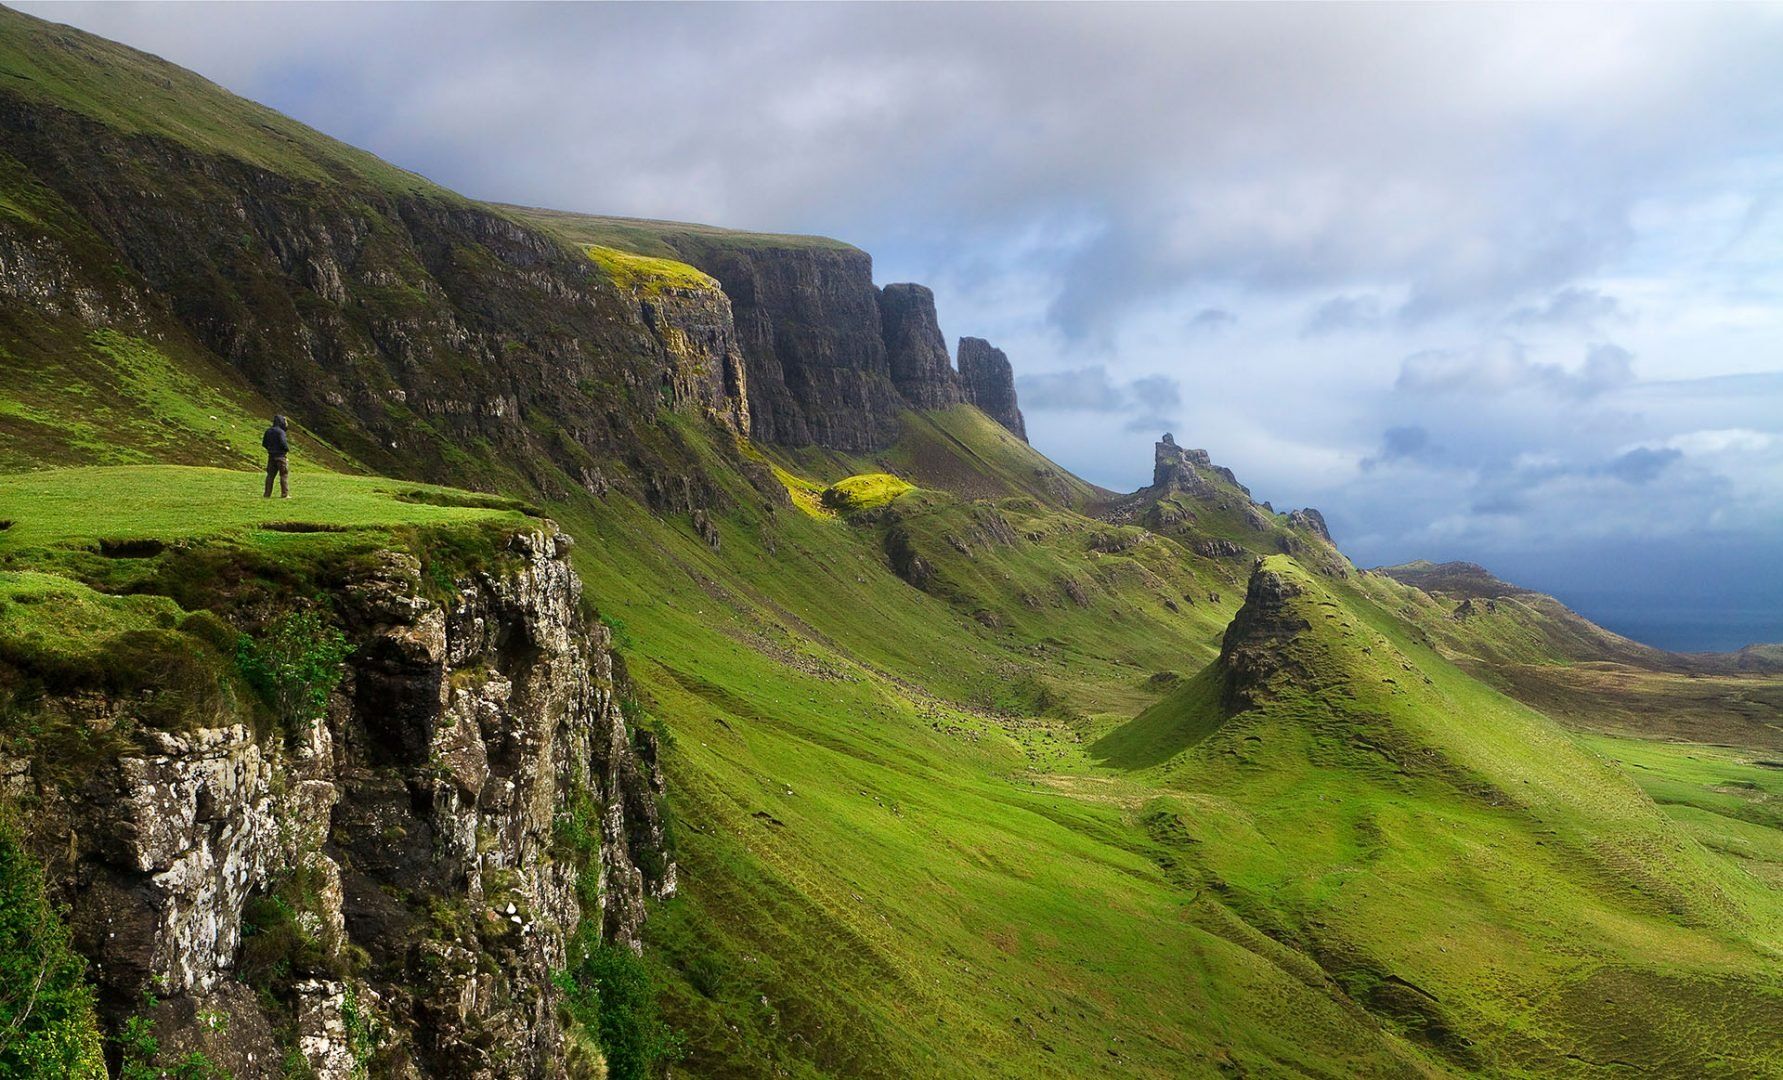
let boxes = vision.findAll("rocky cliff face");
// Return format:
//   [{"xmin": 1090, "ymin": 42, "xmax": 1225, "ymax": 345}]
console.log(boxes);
[
  {"xmin": 632, "ymin": 282, "xmax": 751, "ymax": 434},
  {"xmin": 3, "ymin": 528, "xmax": 669, "ymax": 1079},
  {"xmin": 877, "ymin": 283, "xmax": 964, "ymax": 410},
  {"xmin": 0, "ymin": 87, "xmax": 731, "ymax": 505},
  {"xmin": 956, "ymin": 337, "xmax": 1028, "ymax": 442},
  {"xmin": 650, "ymin": 237, "xmax": 904, "ymax": 450}
]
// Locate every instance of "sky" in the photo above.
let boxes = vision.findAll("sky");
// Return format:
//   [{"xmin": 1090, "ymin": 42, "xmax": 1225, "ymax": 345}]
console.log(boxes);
[{"xmin": 21, "ymin": 1, "xmax": 1783, "ymax": 650}]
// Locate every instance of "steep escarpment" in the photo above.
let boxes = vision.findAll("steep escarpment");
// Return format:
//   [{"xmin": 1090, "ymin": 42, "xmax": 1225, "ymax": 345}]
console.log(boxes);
[
  {"xmin": 955, "ymin": 337, "xmax": 1027, "ymax": 441},
  {"xmin": 0, "ymin": 518, "xmax": 670, "ymax": 1078},
  {"xmin": 593, "ymin": 246, "xmax": 751, "ymax": 434},
  {"xmin": 637, "ymin": 235, "xmax": 904, "ymax": 451},
  {"xmin": 502, "ymin": 208, "xmax": 1037, "ymax": 453},
  {"xmin": 0, "ymin": 7, "xmax": 743, "ymax": 509},
  {"xmin": 877, "ymin": 283, "xmax": 965, "ymax": 410}
]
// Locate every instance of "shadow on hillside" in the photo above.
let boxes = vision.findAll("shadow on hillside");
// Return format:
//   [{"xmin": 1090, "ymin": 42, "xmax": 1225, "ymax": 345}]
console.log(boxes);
[{"xmin": 1090, "ymin": 664, "xmax": 1231, "ymax": 770}]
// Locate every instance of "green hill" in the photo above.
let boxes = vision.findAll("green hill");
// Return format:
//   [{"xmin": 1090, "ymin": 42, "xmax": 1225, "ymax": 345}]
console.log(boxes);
[{"xmin": 1, "ymin": 7, "xmax": 1780, "ymax": 1078}]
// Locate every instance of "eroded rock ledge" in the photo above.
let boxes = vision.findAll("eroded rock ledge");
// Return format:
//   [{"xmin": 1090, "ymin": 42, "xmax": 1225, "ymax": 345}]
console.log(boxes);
[{"xmin": 6, "ymin": 526, "xmax": 670, "ymax": 1079}]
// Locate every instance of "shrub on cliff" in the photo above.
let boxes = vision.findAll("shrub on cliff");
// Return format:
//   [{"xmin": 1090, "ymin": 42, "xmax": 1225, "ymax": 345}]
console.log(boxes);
[
  {"xmin": 556, "ymin": 936, "xmax": 683, "ymax": 1080},
  {"xmin": 0, "ymin": 822, "xmax": 106, "ymax": 1078},
  {"xmin": 236, "ymin": 610, "xmax": 354, "ymax": 736}
]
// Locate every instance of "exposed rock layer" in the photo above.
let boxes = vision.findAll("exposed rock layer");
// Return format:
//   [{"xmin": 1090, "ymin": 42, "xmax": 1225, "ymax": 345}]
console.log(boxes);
[
  {"xmin": 0, "ymin": 89, "xmax": 732, "ymax": 504},
  {"xmin": 878, "ymin": 283, "xmax": 964, "ymax": 411},
  {"xmin": 7, "ymin": 528, "xmax": 669, "ymax": 1079},
  {"xmin": 956, "ymin": 337, "xmax": 1028, "ymax": 441},
  {"xmin": 649, "ymin": 236, "xmax": 904, "ymax": 450}
]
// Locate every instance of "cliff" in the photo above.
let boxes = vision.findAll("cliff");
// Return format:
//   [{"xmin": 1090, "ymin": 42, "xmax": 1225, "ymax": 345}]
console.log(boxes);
[
  {"xmin": 501, "ymin": 209, "xmax": 1034, "ymax": 453},
  {"xmin": 639, "ymin": 235, "xmax": 908, "ymax": 451},
  {"xmin": 877, "ymin": 283, "xmax": 965, "ymax": 410},
  {"xmin": 590, "ymin": 246, "xmax": 751, "ymax": 434},
  {"xmin": 0, "ymin": 513, "xmax": 670, "ymax": 1078},
  {"xmin": 955, "ymin": 337, "xmax": 1028, "ymax": 441},
  {"xmin": 0, "ymin": 12, "xmax": 741, "ymax": 509}
]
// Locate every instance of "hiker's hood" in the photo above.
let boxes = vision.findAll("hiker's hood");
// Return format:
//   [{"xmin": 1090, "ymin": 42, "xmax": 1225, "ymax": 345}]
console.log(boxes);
[{"xmin": 272, "ymin": 415, "xmax": 287, "ymax": 430}]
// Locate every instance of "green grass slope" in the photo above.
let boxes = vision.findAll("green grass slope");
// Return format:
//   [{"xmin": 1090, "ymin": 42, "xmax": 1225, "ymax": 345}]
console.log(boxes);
[
  {"xmin": 1092, "ymin": 557, "xmax": 1783, "ymax": 1075},
  {"xmin": 498, "ymin": 205, "xmax": 860, "ymax": 259},
  {"xmin": 7, "ymin": 377, "xmax": 1779, "ymax": 1077},
  {"xmin": 0, "ymin": 5, "xmax": 447, "ymax": 195},
  {"xmin": 539, "ymin": 414, "xmax": 1783, "ymax": 1078}
]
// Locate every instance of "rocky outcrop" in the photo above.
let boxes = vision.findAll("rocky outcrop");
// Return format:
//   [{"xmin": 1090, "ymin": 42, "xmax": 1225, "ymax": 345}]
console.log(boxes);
[
  {"xmin": 1151, "ymin": 434, "xmax": 1246, "ymax": 495},
  {"xmin": 6, "ymin": 527, "xmax": 669, "ymax": 1079},
  {"xmin": 1287, "ymin": 508, "xmax": 1333, "ymax": 544},
  {"xmin": 878, "ymin": 283, "xmax": 964, "ymax": 410},
  {"xmin": 883, "ymin": 524, "xmax": 935, "ymax": 591},
  {"xmin": 1219, "ymin": 562, "xmax": 1312, "ymax": 709},
  {"xmin": 956, "ymin": 337, "xmax": 1028, "ymax": 441}
]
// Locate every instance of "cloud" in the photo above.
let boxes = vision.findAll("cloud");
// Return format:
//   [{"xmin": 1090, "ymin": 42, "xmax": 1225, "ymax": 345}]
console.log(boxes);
[
  {"xmin": 1662, "ymin": 427, "xmax": 1775, "ymax": 455},
  {"xmin": 1396, "ymin": 339, "xmax": 1635, "ymax": 398},
  {"xmin": 1302, "ymin": 294, "xmax": 1384, "ymax": 337},
  {"xmin": 1601, "ymin": 446, "xmax": 1682, "ymax": 484},
  {"xmin": 1506, "ymin": 286, "xmax": 1624, "ymax": 331},
  {"xmin": 1187, "ymin": 307, "xmax": 1237, "ymax": 332},
  {"xmin": 1016, "ymin": 367, "xmax": 1181, "ymax": 434},
  {"xmin": 29, "ymin": 2, "xmax": 1783, "ymax": 339},
  {"xmin": 1016, "ymin": 367, "xmax": 1125, "ymax": 411},
  {"xmin": 1360, "ymin": 425, "xmax": 1433, "ymax": 470}
]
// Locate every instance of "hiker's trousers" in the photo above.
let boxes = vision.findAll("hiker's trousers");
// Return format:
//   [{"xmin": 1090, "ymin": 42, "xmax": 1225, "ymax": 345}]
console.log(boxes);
[{"xmin": 264, "ymin": 454, "xmax": 289, "ymax": 497}]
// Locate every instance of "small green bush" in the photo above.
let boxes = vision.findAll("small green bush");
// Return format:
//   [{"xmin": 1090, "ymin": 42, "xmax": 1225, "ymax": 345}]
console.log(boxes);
[
  {"xmin": 0, "ymin": 822, "xmax": 105, "ymax": 1077},
  {"xmin": 114, "ymin": 990, "xmax": 228, "ymax": 1080},
  {"xmin": 555, "ymin": 938, "xmax": 682, "ymax": 1080},
  {"xmin": 236, "ymin": 610, "xmax": 354, "ymax": 736}
]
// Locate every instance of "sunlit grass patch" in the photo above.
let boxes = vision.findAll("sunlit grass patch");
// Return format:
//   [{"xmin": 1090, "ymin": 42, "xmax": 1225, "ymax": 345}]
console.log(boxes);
[
  {"xmin": 0, "ymin": 465, "xmax": 524, "ymax": 555},
  {"xmin": 821, "ymin": 472, "xmax": 913, "ymax": 513},
  {"xmin": 584, "ymin": 244, "xmax": 718, "ymax": 296}
]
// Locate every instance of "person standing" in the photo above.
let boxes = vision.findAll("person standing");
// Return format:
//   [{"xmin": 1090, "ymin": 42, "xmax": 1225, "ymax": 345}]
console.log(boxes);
[{"xmin": 262, "ymin": 414, "xmax": 290, "ymax": 498}]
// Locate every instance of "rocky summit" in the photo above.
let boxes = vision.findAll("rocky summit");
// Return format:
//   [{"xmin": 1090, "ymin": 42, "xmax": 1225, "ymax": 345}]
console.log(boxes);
[{"xmin": 1, "ymin": 9, "xmax": 1780, "ymax": 1080}]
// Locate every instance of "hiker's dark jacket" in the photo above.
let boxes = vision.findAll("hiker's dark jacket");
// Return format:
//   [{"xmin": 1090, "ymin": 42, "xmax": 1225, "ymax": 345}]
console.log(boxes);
[{"xmin": 262, "ymin": 423, "xmax": 289, "ymax": 456}]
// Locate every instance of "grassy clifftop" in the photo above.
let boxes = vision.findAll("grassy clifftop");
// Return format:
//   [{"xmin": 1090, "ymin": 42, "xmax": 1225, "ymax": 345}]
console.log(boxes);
[{"xmin": 502, "ymin": 204, "xmax": 861, "ymax": 259}]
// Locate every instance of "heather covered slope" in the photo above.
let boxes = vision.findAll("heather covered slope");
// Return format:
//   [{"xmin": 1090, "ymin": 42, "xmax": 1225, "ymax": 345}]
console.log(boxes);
[{"xmin": 3, "ymin": 8, "xmax": 1782, "ymax": 1077}]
